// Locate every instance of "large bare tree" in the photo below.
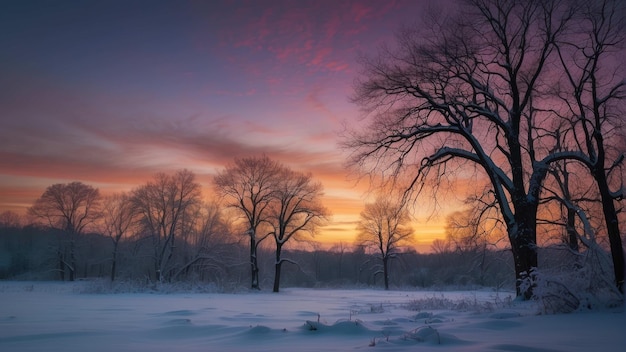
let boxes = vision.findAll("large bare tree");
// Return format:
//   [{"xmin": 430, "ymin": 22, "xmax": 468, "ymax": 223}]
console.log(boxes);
[
  {"xmin": 551, "ymin": 0, "xmax": 625, "ymax": 292},
  {"xmin": 213, "ymin": 155, "xmax": 282, "ymax": 289},
  {"xmin": 132, "ymin": 169, "xmax": 201, "ymax": 283},
  {"xmin": 28, "ymin": 181, "xmax": 101, "ymax": 281},
  {"xmin": 344, "ymin": 0, "xmax": 587, "ymax": 298},
  {"xmin": 269, "ymin": 168, "xmax": 328, "ymax": 292},
  {"xmin": 356, "ymin": 196, "xmax": 413, "ymax": 290}
]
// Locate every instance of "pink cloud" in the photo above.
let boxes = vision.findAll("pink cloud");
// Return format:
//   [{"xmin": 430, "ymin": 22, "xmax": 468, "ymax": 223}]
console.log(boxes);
[
  {"xmin": 309, "ymin": 47, "xmax": 332, "ymax": 67},
  {"xmin": 350, "ymin": 2, "xmax": 374, "ymax": 23},
  {"xmin": 209, "ymin": 0, "xmax": 396, "ymax": 80},
  {"xmin": 324, "ymin": 61, "xmax": 350, "ymax": 72}
]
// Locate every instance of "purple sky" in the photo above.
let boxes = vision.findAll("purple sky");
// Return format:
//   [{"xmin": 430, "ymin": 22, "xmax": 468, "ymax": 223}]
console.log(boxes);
[{"xmin": 0, "ymin": 0, "xmax": 452, "ymax": 249}]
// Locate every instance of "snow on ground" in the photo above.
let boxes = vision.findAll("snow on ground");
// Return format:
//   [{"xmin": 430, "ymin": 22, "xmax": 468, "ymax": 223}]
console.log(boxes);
[{"xmin": 0, "ymin": 281, "xmax": 624, "ymax": 351}]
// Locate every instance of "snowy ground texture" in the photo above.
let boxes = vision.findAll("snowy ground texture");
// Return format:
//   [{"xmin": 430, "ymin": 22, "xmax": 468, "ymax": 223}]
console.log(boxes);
[{"xmin": 0, "ymin": 282, "xmax": 624, "ymax": 351}]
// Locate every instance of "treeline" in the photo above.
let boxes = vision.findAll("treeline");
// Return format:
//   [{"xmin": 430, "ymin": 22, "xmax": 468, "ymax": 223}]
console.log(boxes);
[
  {"xmin": 1, "ymin": 202, "xmax": 619, "ymax": 305},
  {"xmin": 0, "ymin": 154, "xmax": 621, "ymax": 304},
  {"xmin": 0, "ymin": 221, "xmax": 516, "ymax": 290},
  {"xmin": 0, "ymin": 162, "xmax": 516, "ymax": 292},
  {"xmin": 7, "ymin": 158, "xmax": 331, "ymax": 293}
]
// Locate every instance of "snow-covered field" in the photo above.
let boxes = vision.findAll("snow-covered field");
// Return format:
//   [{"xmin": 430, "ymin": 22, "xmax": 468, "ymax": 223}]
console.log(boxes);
[{"xmin": 0, "ymin": 282, "xmax": 624, "ymax": 351}]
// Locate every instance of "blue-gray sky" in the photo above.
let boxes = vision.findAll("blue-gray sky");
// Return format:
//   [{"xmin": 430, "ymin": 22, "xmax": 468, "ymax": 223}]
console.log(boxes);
[{"xmin": 0, "ymin": 0, "xmax": 449, "ymax": 247}]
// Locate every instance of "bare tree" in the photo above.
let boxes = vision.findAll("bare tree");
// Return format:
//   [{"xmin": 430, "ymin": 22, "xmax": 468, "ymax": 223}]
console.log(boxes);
[
  {"xmin": 172, "ymin": 201, "xmax": 233, "ymax": 282},
  {"xmin": 101, "ymin": 192, "xmax": 137, "ymax": 282},
  {"xmin": 213, "ymin": 155, "xmax": 282, "ymax": 289},
  {"xmin": 28, "ymin": 181, "xmax": 101, "ymax": 281},
  {"xmin": 445, "ymin": 202, "xmax": 505, "ymax": 286},
  {"xmin": 344, "ymin": 0, "xmax": 591, "ymax": 298},
  {"xmin": 0, "ymin": 211, "xmax": 23, "ymax": 228},
  {"xmin": 269, "ymin": 168, "xmax": 328, "ymax": 292},
  {"xmin": 132, "ymin": 169, "xmax": 201, "ymax": 283},
  {"xmin": 430, "ymin": 238, "xmax": 451, "ymax": 255},
  {"xmin": 329, "ymin": 241, "xmax": 351, "ymax": 281},
  {"xmin": 446, "ymin": 191, "xmax": 505, "ymax": 254},
  {"xmin": 356, "ymin": 196, "xmax": 413, "ymax": 290},
  {"xmin": 544, "ymin": 159, "xmax": 582, "ymax": 251},
  {"xmin": 446, "ymin": 210, "xmax": 487, "ymax": 254},
  {"xmin": 552, "ymin": 0, "xmax": 625, "ymax": 292}
]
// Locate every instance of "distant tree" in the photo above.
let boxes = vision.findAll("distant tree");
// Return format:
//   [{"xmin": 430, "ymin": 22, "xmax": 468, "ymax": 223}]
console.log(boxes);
[
  {"xmin": 430, "ymin": 238, "xmax": 451, "ymax": 255},
  {"xmin": 132, "ymin": 170, "xmax": 201, "ymax": 283},
  {"xmin": 446, "ymin": 210, "xmax": 482, "ymax": 254},
  {"xmin": 213, "ymin": 155, "xmax": 282, "ymax": 290},
  {"xmin": 329, "ymin": 241, "xmax": 351, "ymax": 281},
  {"xmin": 446, "ymin": 194, "xmax": 505, "ymax": 254},
  {"xmin": 269, "ymin": 168, "xmax": 328, "ymax": 292},
  {"xmin": 28, "ymin": 182, "xmax": 101, "ymax": 281},
  {"xmin": 356, "ymin": 196, "xmax": 413, "ymax": 290},
  {"xmin": 0, "ymin": 210, "xmax": 23, "ymax": 228},
  {"xmin": 445, "ymin": 201, "xmax": 506, "ymax": 286},
  {"xmin": 101, "ymin": 192, "xmax": 137, "ymax": 282},
  {"xmin": 172, "ymin": 201, "xmax": 233, "ymax": 281}
]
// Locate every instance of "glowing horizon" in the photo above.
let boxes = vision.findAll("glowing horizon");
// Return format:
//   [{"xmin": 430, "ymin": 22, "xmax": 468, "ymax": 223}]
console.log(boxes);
[{"xmin": 0, "ymin": 0, "xmax": 456, "ymax": 252}]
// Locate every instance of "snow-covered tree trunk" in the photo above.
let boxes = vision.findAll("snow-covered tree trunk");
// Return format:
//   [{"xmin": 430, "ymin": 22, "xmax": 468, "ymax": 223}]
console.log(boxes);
[{"xmin": 510, "ymin": 204, "xmax": 539, "ymax": 299}]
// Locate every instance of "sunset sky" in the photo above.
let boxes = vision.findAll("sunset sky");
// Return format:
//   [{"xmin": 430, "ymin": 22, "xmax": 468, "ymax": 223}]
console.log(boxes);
[{"xmin": 0, "ymin": 0, "xmax": 459, "ymax": 251}]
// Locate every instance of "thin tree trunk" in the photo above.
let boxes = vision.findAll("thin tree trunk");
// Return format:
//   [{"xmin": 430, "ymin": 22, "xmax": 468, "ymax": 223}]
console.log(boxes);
[
  {"xmin": 566, "ymin": 207, "xmax": 579, "ymax": 251},
  {"xmin": 58, "ymin": 250, "xmax": 65, "ymax": 281},
  {"xmin": 69, "ymin": 238, "xmax": 76, "ymax": 282},
  {"xmin": 562, "ymin": 165, "xmax": 579, "ymax": 251},
  {"xmin": 110, "ymin": 241, "xmax": 118, "ymax": 282},
  {"xmin": 273, "ymin": 244, "xmax": 283, "ymax": 293},
  {"xmin": 382, "ymin": 256, "xmax": 389, "ymax": 290},
  {"xmin": 595, "ymin": 171, "xmax": 625, "ymax": 293},
  {"xmin": 250, "ymin": 236, "xmax": 260, "ymax": 290},
  {"xmin": 155, "ymin": 255, "xmax": 162, "ymax": 283}
]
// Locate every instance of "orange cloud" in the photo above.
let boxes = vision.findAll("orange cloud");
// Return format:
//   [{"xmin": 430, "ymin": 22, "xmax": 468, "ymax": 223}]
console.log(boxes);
[{"xmin": 0, "ymin": 0, "xmax": 447, "ymax": 251}]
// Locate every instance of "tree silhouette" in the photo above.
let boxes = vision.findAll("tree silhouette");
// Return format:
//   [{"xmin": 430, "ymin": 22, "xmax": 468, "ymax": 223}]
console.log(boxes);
[
  {"xmin": 29, "ymin": 181, "xmax": 101, "ymax": 281},
  {"xmin": 132, "ymin": 170, "xmax": 201, "ymax": 283},
  {"xmin": 356, "ymin": 196, "xmax": 413, "ymax": 290},
  {"xmin": 214, "ymin": 155, "xmax": 282, "ymax": 290},
  {"xmin": 269, "ymin": 168, "xmax": 328, "ymax": 292}
]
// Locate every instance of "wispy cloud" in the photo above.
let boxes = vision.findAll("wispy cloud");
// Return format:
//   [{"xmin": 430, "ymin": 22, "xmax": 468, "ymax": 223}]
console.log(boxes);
[{"xmin": 0, "ymin": 0, "xmax": 440, "ymax": 245}]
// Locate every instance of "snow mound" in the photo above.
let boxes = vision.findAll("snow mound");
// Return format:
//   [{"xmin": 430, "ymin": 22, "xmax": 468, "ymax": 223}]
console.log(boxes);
[
  {"xmin": 303, "ymin": 319, "xmax": 373, "ymax": 335},
  {"xmin": 404, "ymin": 326, "xmax": 440, "ymax": 343}
]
